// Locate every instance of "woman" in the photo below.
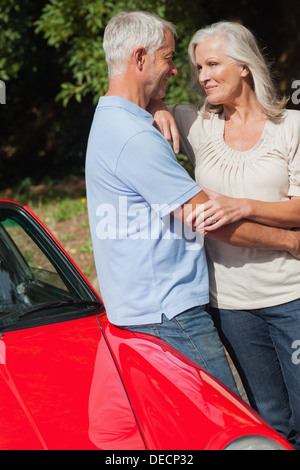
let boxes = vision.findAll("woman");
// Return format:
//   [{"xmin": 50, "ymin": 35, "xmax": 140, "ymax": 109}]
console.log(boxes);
[{"xmin": 151, "ymin": 21, "xmax": 300, "ymax": 449}]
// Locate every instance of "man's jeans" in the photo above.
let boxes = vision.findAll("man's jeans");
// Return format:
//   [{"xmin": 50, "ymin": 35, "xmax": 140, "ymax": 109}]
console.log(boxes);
[
  {"xmin": 121, "ymin": 305, "xmax": 239, "ymax": 395},
  {"xmin": 210, "ymin": 298, "xmax": 300, "ymax": 450}
]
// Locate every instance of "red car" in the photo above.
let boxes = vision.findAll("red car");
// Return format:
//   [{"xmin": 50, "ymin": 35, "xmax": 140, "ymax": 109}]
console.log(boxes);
[{"xmin": 0, "ymin": 199, "xmax": 293, "ymax": 450}]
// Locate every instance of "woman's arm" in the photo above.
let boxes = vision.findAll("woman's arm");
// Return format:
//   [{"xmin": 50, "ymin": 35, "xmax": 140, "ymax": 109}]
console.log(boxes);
[
  {"xmin": 148, "ymin": 99, "xmax": 181, "ymax": 154},
  {"xmin": 243, "ymin": 196, "xmax": 300, "ymax": 228},
  {"xmin": 175, "ymin": 190, "xmax": 300, "ymax": 259},
  {"xmin": 191, "ymin": 186, "xmax": 300, "ymax": 231}
]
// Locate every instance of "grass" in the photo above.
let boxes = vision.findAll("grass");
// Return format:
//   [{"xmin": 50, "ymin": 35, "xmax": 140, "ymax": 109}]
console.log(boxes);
[
  {"xmin": 30, "ymin": 197, "xmax": 88, "ymax": 225},
  {"xmin": 0, "ymin": 177, "xmax": 100, "ymax": 293},
  {"xmin": 51, "ymin": 198, "xmax": 87, "ymax": 222}
]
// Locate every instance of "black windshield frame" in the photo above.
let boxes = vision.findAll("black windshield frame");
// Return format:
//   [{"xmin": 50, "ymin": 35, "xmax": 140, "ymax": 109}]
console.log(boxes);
[{"xmin": 0, "ymin": 201, "xmax": 103, "ymax": 331}]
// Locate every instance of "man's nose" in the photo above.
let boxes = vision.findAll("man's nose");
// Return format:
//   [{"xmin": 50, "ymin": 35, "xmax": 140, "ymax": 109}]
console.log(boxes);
[{"xmin": 171, "ymin": 62, "xmax": 178, "ymax": 77}]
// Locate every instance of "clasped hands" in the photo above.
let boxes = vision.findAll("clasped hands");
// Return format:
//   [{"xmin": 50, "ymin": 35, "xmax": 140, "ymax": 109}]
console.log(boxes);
[
  {"xmin": 188, "ymin": 185, "xmax": 248, "ymax": 232},
  {"xmin": 150, "ymin": 105, "xmax": 248, "ymax": 231}
]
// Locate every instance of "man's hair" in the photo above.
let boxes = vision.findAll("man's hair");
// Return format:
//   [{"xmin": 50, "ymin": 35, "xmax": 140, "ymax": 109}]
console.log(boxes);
[{"xmin": 103, "ymin": 11, "xmax": 176, "ymax": 78}]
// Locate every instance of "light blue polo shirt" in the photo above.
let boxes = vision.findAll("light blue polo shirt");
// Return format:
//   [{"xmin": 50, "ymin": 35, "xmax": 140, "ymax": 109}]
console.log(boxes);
[{"xmin": 85, "ymin": 96, "xmax": 209, "ymax": 326}]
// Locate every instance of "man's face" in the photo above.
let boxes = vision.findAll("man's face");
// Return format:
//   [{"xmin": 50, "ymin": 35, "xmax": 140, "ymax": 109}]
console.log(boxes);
[{"xmin": 145, "ymin": 30, "xmax": 178, "ymax": 100}]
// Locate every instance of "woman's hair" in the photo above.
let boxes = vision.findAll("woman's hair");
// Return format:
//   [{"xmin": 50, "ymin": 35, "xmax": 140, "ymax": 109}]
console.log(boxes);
[
  {"xmin": 188, "ymin": 21, "xmax": 287, "ymax": 118},
  {"xmin": 103, "ymin": 11, "xmax": 177, "ymax": 79}
]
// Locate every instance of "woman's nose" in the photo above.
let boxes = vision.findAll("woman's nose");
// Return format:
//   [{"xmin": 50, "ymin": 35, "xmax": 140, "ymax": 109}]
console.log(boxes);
[{"xmin": 199, "ymin": 67, "xmax": 210, "ymax": 85}]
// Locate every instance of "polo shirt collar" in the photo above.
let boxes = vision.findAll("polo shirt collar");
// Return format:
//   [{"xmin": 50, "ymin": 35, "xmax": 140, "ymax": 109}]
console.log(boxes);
[{"xmin": 97, "ymin": 96, "xmax": 152, "ymax": 120}]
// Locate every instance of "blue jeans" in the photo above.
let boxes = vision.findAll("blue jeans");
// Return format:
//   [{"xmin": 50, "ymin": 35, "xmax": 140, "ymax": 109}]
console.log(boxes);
[
  {"xmin": 121, "ymin": 305, "xmax": 239, "ymax": 395},
  {"xmin": 210, "ymin": 299, "xmax": 300, "ymax": 450}
]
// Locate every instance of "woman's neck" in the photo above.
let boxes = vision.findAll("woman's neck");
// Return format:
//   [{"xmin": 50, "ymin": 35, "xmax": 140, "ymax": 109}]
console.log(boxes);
[{"xmin": 223, "ymin": 92, "xmax": 267, "ymax": 126}]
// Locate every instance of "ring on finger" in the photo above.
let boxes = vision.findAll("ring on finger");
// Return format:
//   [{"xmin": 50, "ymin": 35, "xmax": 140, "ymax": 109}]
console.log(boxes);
[{"xmin": 209, "ymin": 215, "xmax": 217, "ymax": 225}]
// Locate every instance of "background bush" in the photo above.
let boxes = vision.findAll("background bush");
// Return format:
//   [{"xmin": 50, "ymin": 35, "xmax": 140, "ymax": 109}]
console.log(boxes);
[{"xmin": 1, "ymin": 0, "xmax": 300, "ymax": 189}]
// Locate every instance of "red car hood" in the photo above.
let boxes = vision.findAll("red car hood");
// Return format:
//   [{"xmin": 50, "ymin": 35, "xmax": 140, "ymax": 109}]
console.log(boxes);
[
  {"xmin": 0, "ymin": 313, "xmax": 293, "ymax": 450},
  {"xmin": 0, "ymin": 314, "xmax": 102, "ymax": 450},
  {"xmin": 92, "ymin": 318, "xmax": 293, "ymax": 451}
]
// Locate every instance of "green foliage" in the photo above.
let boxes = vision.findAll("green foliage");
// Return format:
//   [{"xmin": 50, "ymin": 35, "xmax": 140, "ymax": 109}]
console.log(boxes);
[
  {"xmin": 0, "ymin": 0, "xmax": 46, "ymax": 80},
  {"xmin": 0, "ymin": 0, "xmax": 209, "ymax": 108},
  {"xmin": 34, "ymin": 0, "xmax": 204, "ymax": 105},
  {"xmin": 34, "ymin": 0, "xmax": 113, "ymax": 104},
  {"xmin": 0, "ymin": 0, "xmax": 22, "ymax": 80}
]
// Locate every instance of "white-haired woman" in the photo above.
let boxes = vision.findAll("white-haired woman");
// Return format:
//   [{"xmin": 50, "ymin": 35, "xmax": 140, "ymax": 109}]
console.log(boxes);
[{"xmin": 151, "ymin": 21, "xmax": 300, "ymax": 449}]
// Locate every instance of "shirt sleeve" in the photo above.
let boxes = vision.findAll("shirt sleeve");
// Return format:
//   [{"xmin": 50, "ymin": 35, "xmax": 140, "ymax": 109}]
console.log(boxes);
[
  {"xmin": 287, "ymin": 110, "xmax": 300, "ymax": 197},
  {"xmin": 115, "ymin": 128, "xmax": 200, "ymax": 216}
]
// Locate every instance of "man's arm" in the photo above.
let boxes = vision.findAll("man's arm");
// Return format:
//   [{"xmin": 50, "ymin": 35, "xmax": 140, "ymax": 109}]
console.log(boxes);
[{"xmin": 174, "ymin": 191, "xmax": 300, "ymax": 259}]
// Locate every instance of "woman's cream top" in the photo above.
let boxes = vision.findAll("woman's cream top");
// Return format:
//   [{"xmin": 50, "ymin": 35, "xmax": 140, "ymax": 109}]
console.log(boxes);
[{"xmin": 170, "ymin": 104, "xmax": 300, "ymax": 309}]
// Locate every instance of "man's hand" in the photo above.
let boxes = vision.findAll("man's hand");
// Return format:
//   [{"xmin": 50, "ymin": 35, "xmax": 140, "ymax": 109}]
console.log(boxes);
[{"xmin": 287, "ymin": 229, "xmax": 300, "ymax": 260}]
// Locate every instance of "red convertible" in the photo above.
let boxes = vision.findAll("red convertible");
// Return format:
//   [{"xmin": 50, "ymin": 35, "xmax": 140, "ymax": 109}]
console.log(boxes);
[{"xmin": 0, "ymin": 199, "xmax": 293, "ymax": 450}]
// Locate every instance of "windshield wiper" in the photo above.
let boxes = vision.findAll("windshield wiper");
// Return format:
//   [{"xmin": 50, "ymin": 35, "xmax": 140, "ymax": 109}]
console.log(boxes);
[{"xmin": 0, "ymin": 299, "xmax": 101, "ymax": 329}]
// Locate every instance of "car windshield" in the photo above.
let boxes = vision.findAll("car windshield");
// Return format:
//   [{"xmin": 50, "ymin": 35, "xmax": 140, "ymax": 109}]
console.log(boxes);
[{"xmin": 0, "ymin": 205, "xmax": 100, "ymax": 327}]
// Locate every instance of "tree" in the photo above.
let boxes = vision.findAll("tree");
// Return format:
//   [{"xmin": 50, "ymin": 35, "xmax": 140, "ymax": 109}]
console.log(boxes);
[{"xmin": 34, "ymin": 0, "xmax": 205, "ymax": 106}]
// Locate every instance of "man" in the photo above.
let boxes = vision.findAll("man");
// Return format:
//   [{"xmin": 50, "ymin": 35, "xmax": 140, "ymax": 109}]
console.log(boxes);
[{"xmin": 85, "ymin": 11, "xmax": 300, "ymax": 391}]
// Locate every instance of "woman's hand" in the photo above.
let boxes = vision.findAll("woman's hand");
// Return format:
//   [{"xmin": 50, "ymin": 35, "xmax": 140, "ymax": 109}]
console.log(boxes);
[
  {"xmin": 148, "ymin": 100, "xmax": 180, "ymax": 154},
  {"xmin": 187, "ymin": 185, "xmax": 250, "ymax": 231}
]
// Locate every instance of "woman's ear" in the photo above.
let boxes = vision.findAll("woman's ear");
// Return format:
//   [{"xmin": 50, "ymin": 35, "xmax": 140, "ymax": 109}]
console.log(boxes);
[{"xmin": 241, "ymin": 65, "xmax": 250, "ymax": 78}]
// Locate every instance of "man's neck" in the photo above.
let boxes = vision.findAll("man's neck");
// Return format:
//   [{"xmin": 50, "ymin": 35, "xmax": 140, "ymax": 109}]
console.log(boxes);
[{"xmin": 106, "ymin": 74, "xmax": 149, "ymax": 110}]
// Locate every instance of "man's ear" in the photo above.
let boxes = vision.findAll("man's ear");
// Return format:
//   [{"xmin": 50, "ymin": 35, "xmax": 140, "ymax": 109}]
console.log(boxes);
[{"xmin": 134, "ymin": 47, "xmax": 147, "ymax": 70}]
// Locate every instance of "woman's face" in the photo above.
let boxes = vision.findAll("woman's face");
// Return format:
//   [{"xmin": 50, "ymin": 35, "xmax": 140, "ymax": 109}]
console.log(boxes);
[{"xmin": 195, "ymin": 37, "xmax": 248, "ymax": 106}]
